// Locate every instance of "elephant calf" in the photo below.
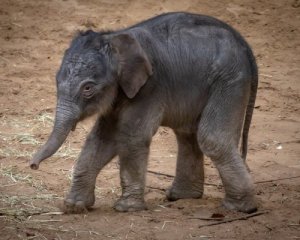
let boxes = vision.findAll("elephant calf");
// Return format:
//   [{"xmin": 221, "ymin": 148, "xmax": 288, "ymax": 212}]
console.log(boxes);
[{"xmin": 30, "ymin": 12, "xmax": 258, "ymax": 213}]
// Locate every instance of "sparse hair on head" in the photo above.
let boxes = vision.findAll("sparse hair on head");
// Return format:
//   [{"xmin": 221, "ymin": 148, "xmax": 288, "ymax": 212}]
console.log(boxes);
[{"xmin": 69, "ymin": 29, "xmax": 113, "ymax": 50}]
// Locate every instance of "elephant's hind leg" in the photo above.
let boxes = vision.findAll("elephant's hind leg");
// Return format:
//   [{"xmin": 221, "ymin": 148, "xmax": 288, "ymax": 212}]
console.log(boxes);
[
  {"xmin": 167, "ymin": 131, "xmax": 204, "ymax": 201},
  {"xmin": 197, "ymin": 82, "xmax": 257, "ymax": 213}
]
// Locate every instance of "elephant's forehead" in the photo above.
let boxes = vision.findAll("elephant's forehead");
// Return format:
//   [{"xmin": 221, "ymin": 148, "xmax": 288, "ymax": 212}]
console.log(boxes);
[
  {"xmin": 69, "ymin": 58, "xmax": 99, "ymax": 77},
  {"xmin": 66, "ymin": 56, "xmax": 88, "ymax": 73},
  {"xmin": 67, "ymin": 51, "xmax": 95, "ymax": 65}
]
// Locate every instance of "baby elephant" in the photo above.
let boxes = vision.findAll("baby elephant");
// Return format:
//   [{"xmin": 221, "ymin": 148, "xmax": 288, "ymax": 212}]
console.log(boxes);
[{"xmin": 30, "ymin": 12, "xmax": 258, "ymax": 213}]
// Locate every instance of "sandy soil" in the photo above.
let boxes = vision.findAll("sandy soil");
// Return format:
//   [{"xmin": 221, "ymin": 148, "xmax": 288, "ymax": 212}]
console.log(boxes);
[{"xmin": 0, "ymin": 0, "xmax": 300, "ymax": 239}]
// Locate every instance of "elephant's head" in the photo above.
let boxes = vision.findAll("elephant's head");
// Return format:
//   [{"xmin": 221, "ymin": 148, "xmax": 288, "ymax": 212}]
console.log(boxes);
[{"xmin": 30, "ymin": 30, "xmax": 152, "ymax": 170}]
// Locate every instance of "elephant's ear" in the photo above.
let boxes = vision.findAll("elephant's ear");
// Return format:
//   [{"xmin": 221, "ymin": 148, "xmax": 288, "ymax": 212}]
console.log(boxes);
[{"xmin": 110, "ymin": 34, "xmax": 153, "ymax": 99}]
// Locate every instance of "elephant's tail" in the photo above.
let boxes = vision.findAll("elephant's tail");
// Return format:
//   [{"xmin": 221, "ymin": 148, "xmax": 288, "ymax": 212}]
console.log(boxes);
[{"xmin": 241, "ymin": 48, "xmax": 258, "ymax": 161}]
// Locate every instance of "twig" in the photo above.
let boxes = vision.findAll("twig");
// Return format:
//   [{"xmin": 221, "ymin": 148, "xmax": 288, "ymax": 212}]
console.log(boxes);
[
  {"xmin": 1, "ymin": 183, "xmax": 18, "ymax": 187},
  {"xmin": 198, "ymin": 210, "xmax": 269, "ymax": 228},
  {"xmin": 131, "ymin": 214, "xmax": 154, "ymax": 218},
  {"xmin": 147, "ymin": 170, "xmax": 174, "ymax": 178},
  {"xmin": 56, "ymin": 233, "xmax": 62, "ymax": 240},
  {"xmin": 260, "ymin": 73, "xmax": 273, "ymax": 78},
  {"xmin": 27, "ymin": 219, "xmax": 63, "ymax": 223},
  {"xmin": 161, "ymin": 220, "xmax": 174, "ymax": 230},
  {"xmin": 89, "ymin": 230, "xmax": 101, "ymax": 236},
  {"xmin": 0, "ymin": 56, "xmax": 10, "ymax": 63},
  {"xmin": 147, "ymin": 186, "xmax": 166, "ymax": 191},
  {"xmin": 40, "ymin": 212, "xmax": 64, "ymax": 216},
  {"xmin": 203, "ymin": 182, "xmax": 220, "ymax": 187},
  {"xmin": 147, "ymin": 170, "xmax": 220, "ymax": 187},
  {"xmin": 12, "ymin": 22, "xmax": 22, "ymax": 27},
  {"xmin": 189, "ymin": 217, "xmax": 225, "ymax": 221},
  {"xmin": 26, "ymin": 225, "xmax": 71, "ymax": 233},
  {"xmin": 148, "ymin": 171, "xmax": 300, "ymax": 187},
  {"xmin": 255, "ymin": 175, "xmax": 300, "ymax": 184}
]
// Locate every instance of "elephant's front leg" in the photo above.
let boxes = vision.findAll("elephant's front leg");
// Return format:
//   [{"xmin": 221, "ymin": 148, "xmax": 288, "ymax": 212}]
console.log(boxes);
[
  {"xmin": 114, "ymin": 103, "xmax": 161, "ymax": 212},
  {"xmin": 114, "ymin": 137, "xmax": 150, "ymax": 212},
  {"xmin": 64, "ymin": 116, "xmax": 117, "ymax": 213}
]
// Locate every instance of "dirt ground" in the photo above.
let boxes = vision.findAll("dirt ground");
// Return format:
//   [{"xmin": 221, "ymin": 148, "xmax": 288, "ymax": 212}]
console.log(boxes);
[{"xmin": 0, "ymin": 0, "xmax": 299, "ymax": 239}]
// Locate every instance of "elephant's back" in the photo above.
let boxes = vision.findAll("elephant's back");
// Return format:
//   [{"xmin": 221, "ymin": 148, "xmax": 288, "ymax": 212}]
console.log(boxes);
[
  {"xmin": 149, "ymin": 13, "xmax": 256, "ymax": 87},
  {"xmin": 129, "ymin": 12, "xmax": 246, "ymax": 45}
]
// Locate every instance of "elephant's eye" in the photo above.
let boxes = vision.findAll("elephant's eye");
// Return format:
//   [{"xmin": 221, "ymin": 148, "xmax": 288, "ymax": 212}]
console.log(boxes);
[
  {"xmin": 82, "ymin": 83, "xmax": 95, "ymax": 99},
  {"xmin": 84, "ymin": 85, "xmax": 91, "ymax": 91}
]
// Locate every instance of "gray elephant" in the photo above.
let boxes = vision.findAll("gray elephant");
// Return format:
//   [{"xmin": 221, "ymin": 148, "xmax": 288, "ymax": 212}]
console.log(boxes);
[{"xmin": 30, "ymin": 12, "xmax": 258, "ymax": 214}]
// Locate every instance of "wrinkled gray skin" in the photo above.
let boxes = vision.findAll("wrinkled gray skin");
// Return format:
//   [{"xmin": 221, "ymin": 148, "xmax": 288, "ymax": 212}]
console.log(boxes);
[{"xmin": 30, "ymin": 12, "xmax": 258, "ymax": 214}]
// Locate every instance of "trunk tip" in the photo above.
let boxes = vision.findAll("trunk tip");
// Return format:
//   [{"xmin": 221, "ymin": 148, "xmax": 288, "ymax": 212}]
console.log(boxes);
[{"xmin": 30, "ymin": 163, "xmax": 39, "ymax": 170}]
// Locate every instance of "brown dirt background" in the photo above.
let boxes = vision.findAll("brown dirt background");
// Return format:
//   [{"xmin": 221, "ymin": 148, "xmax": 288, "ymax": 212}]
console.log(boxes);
[{"xmin": 0, "ymin": 0, "xmax": 300, "ymax": 239}]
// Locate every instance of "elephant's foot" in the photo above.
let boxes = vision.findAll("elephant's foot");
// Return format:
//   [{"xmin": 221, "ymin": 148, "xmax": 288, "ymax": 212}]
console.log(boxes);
[
  {"xmin": 222, "ymin": 194, "xmax": 257, "ymax": 213},
  {"xmin": 166, "ymin": 183, "xmax": 203, "ymax": 201},
  {"xmin": 63, "ymin": 190, "xmax": 95, "ymax": 214},
  {"xmin": 114, "ymin": 197, "xmax": 146, "ymax": 212}
]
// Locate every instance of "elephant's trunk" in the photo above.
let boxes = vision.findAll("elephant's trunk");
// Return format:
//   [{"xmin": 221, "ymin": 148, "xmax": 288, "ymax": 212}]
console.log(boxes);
[{"xmin": 30, "ymin": 103, "xmax": 79, "ymax": 170}]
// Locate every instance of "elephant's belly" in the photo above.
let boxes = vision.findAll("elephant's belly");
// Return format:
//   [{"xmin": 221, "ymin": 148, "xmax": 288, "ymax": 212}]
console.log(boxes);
[{"xmin": 161, "ymin": 107, "xmax": 201, "ymax": 133}]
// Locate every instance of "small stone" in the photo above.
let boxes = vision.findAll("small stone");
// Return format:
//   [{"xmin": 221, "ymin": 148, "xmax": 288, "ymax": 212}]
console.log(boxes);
[{"xmin": 12, "ymin": 88, "xmax": 20, "ymax": 95}]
